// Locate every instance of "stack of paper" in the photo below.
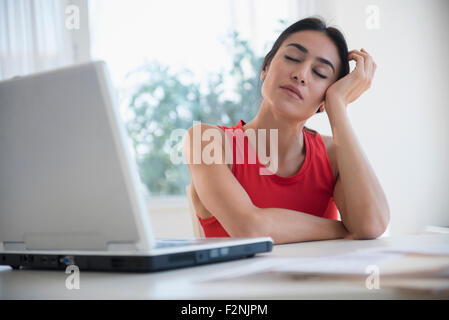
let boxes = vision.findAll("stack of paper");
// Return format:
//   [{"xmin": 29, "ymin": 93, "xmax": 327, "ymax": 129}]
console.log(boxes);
[
  {"xmin": 200, "ymin": 245, "xmax": 449, "ymax": 286},
  {"xmin": 199, "ymin": 250, "xmax": 405, "ymax": 282}
]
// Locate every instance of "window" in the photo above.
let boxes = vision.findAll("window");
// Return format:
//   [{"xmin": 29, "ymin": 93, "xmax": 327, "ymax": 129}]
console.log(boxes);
[
  {"xmin": 0, "ymin": 0, "xmax": 82, "ymax": 79},
  {"xmin": 88, "ymin": 0, "xmax": 308, "ymax": 197}
]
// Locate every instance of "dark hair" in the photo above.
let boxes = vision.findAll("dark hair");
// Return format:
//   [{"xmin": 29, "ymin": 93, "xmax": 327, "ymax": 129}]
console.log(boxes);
[{"xmin": 259, "ymin": 16, "xmax": 350, "ymax": 131}]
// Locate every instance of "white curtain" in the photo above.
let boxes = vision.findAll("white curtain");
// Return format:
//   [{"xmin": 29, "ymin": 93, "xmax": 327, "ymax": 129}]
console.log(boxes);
[{"xmin": 0, "ymin": 0, "xmax": 74, "ymax": 80}]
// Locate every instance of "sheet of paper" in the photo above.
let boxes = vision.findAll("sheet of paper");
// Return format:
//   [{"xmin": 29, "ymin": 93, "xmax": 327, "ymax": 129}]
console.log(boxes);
[
  {"xmin": 272, "ymin": 248, "xmax": 449, "ymax": 277},
  {"xmin": 380, "ymin": 277, "xmax": 449, "ymax": 294},
  {"xmin": 375, "ymin": 253, "xmax": 449, "ymax": 276},
  {"xmin": 271, "ymin": 250, "xmax": 404, "ymax": 276},
  {"xmin": 380, "ymin": 243, "xmax": 449, "ymax": 256},
  {"xmin": 200, "ymin": 245, "xmax": 449, "ymax": 283},
  {"xmin": 199, "ymin": 250, "xmax": 405, "ymax": 282}
]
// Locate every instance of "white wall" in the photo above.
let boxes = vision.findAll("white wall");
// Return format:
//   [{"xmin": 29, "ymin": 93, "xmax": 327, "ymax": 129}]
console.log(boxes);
[
  {"xmin": 306, "ymin": 0, "xmax": 449, "ymax": 235},
  {"xmin": 147, "ymin": 0, "xmax": 449, "ymax": 238}
]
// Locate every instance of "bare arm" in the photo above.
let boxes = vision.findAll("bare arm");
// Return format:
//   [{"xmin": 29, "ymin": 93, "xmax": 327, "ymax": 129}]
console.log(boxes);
[
  {"xmin": 251, "ymin": 207, "xmax": 350, "ymax": 244},
  {"xmin": 329, "ymin": 106, "xmax": 390, "ymax": 239},
  {"xmin": 323, "ymin": 48, "xmax": 390, "ymax": 240},
  {"xmin": 183, "ymin": 123, "xmax": 350, "ymax": 244}
]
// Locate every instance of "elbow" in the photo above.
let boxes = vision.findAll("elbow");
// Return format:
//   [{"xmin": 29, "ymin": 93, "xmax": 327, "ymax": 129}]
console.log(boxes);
[
  {"xmin": 352, "ymin": 226, "xmax": 384, "ymax": 240},
  {"xmin": 352, "ymin": 207, "xmax": 390, "ymax": 240}
]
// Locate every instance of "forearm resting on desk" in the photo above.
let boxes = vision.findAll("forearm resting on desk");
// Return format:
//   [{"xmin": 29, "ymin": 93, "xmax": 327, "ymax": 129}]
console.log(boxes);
[{"xmin": 250, "ymin": 207, "xmax": 350, "ymax": 245}]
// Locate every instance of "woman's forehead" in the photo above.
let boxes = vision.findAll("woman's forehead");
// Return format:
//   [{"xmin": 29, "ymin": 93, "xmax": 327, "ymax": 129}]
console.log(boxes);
[{"xmin": 282, "ymin": 30, "xmax": 340, "ymax": 66}]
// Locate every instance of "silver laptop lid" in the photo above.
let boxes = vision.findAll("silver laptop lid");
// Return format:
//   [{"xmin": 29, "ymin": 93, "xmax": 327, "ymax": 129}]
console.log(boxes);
[{"xmin": 0, "ymin": 61, "xmax": 154, "ymax": 252}]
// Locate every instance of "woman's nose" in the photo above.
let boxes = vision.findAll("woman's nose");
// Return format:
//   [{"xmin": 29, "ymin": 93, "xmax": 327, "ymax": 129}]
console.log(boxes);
[
  {"xmin": 293, "ymin": 75, "xmax": 306, "ymax": 85},
  {"xmin": 292, "ymin": 64, "xmax": 310, "ymax": 85}
]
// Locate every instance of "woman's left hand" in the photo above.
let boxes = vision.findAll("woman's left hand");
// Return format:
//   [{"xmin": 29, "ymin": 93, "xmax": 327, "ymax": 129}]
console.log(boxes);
[{"xmin": 323, "ymin": 48, "xmax": 377, "ymax": 114}]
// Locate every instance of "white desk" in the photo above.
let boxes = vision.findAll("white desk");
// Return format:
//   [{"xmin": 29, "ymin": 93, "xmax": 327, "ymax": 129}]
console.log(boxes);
[{"xmin": 1, "ymin": 233, "xmax": 448, "ymax": 299}]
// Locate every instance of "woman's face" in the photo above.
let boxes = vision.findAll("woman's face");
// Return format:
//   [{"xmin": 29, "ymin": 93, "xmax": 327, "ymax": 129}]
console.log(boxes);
[{"xmin": 260, "ymin": 30, "xmax": 341, "ymax": 121}]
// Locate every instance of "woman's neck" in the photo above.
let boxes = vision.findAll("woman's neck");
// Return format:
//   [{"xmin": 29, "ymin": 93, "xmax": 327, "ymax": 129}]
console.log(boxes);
[{"xmin": 242, "ymin": 102, "xmax": 306, "ymax": 164}]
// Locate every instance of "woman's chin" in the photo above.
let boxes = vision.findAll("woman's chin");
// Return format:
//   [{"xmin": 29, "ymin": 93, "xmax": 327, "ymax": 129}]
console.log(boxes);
[{"xmin": 270, "ymin": 100, "xmax": 306, "ymax": 119}]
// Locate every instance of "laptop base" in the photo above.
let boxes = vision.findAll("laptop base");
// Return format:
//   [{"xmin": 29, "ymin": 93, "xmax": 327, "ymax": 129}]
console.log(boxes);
[{"xmin": 0, "ymin": 240, "xmax": 272, "ymax": 272}]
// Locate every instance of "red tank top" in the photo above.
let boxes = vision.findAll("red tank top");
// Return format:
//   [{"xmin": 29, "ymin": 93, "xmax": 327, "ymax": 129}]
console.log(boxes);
[{"xmin": 197, "ymin": 120, "xmax": 338, "ymax": 237}]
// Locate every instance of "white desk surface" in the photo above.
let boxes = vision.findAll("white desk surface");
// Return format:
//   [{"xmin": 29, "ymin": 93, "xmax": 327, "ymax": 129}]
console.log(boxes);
[{"xmin": 1, "ymin": 233, "xmax": 448, "ymax": 299}]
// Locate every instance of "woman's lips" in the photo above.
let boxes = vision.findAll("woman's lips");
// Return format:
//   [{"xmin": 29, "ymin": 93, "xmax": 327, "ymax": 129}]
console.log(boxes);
[{"xmin": 281, "ymin": 87, "xmax": 302, "ymax": 100}]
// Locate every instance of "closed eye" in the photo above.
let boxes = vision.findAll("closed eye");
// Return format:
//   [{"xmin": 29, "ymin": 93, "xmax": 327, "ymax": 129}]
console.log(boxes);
[{"xmin": 284, "ymin": 55, "xmax": 327, "ymax": 79}]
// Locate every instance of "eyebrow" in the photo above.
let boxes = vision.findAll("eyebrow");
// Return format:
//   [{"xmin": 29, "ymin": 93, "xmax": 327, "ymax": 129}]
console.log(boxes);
[{"xmin": 286, "ymin": 43, "xmax": 335, "ymax": 74}]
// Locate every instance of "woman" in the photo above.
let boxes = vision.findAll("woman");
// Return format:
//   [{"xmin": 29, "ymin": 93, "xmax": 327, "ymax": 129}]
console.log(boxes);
[{"xmin": 183, "ymin": 17, "xmax": 390, "ymax": 244}]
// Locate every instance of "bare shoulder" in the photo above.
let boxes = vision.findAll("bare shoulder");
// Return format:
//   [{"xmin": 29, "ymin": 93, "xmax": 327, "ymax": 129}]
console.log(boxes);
[
  {"xmin": 183, "ymin": 123, "xmax": 226, "ymax": 148},
  {"xmin": 319, "ymin": 134, "xmax": 339, "ymax": 181},
  {"xmin": 183, "ymin": 123, "xmax": 234, "ymax": 220},
  {"xmin": 182, "ymin": 122, "xmax": 231, "ymax": 170},
  {"xmin": 185, "ymin": 123, "xmax": 226, "ymax": 137}
]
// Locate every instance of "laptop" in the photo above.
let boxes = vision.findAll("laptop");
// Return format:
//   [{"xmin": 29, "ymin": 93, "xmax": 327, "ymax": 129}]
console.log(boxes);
[{"xmin": 0, "ymin": 61, "xmax": 273, "ymax": 272}]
